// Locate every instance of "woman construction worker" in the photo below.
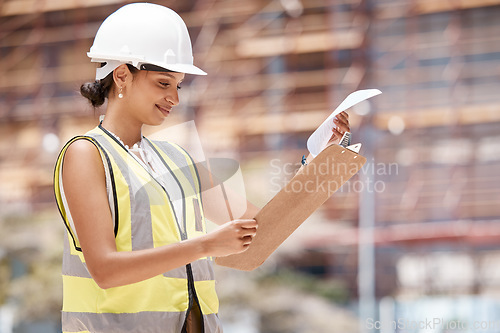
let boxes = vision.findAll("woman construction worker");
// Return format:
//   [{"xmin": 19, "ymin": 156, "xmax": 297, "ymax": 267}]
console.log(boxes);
[{"xmin": 53, "ymin": 3, "xmax": 350, "ymax": 333}]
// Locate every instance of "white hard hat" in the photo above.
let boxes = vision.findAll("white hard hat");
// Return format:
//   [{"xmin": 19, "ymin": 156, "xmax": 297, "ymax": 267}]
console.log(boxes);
[{"xmin": 88, "ymin": 3, "xmax": 206, "ymax": 80}]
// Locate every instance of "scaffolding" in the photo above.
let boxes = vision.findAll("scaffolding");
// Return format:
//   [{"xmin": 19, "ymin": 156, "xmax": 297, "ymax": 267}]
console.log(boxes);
[{"xmin": 1, "ymin": 0, "xmax": 500, "ymax": 304}]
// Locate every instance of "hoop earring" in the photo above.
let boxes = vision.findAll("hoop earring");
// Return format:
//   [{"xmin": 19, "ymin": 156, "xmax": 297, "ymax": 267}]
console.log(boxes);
[{"xmin": 118, "ymin": 87, "xmax": 124, "ymax": 99}]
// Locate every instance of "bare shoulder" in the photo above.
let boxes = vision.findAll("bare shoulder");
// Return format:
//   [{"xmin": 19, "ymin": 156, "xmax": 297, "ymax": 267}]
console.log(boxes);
[
  {"xmin": 64, "ymin": 138, "xmax": 100, "ymax": 159},
  {"xmin": 62, "ymin": 138, "xmax": 105, "ymax": 184}
]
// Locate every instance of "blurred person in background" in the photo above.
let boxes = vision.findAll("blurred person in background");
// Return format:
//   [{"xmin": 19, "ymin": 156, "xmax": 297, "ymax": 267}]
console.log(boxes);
[{"xmin": 53, "ymin": 3, "xmax": 349, "ymax": 333}]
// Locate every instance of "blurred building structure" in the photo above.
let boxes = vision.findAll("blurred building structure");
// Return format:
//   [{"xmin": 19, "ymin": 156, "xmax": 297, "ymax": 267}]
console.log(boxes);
[{"xmin": 1, "ymin": 0, "xmax": 500, "ymax": 332}]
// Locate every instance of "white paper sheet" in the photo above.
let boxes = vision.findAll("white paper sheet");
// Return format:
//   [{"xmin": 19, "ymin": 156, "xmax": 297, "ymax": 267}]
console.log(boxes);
[{"xmin": 306, "ymin": 89, "xmax": 382, "ymax": 157}]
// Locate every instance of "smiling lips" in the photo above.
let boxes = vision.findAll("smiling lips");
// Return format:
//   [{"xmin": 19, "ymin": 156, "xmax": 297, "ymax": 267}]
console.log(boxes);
[{"xmin": 156, "ymin": 104, "xmax": 171, "ymax": 116}]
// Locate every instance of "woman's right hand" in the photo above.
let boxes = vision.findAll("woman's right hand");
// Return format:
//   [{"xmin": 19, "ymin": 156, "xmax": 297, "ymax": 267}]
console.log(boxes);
[{"xmin": 201, "ymin": 219, "xmax": 258, "ymax": 257}]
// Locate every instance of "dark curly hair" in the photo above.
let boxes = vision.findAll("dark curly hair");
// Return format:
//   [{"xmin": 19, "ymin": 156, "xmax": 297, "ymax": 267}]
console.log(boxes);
[{"xmin": 80, "ymin": 64, "xmax": 137, "ymax": 107}]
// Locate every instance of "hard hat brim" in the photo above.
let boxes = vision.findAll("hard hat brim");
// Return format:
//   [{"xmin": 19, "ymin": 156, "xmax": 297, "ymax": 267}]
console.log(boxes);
[
  {"xmin": 140, "ymin": 61, "xmax": 207, "ymax": 76},
  {"xmin": 89, "ymin": 55, "xmax": 207, "ymax": 79}
]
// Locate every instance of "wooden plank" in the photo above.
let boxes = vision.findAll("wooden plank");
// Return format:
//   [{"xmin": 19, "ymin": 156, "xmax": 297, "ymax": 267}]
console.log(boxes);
[
  {"xmin": 235, "ymin": 30, "xmax": 364, "ymax": 58},
  {"xmin": 415, "ymin": 0, "xmax": 500, "ymax": 15},
  {"xmin": 200, "ymin": 68, "xmax": 349, "ymax": 99},
  {"xmin": 301, "ymin": 220, "xmax": 500, "ymax": 247},
  {"xmin": 374, "ymin": 103, "xmax": 500, "ymax": 130},
  {"xmin": 0, "ymin": 0, "xmax": 124, "ymax": 17},
  {"xmin": 0, "ymin": 64, "xmax": 94, "ymax": 89},
  {"xmin": 1, "ymin": 23, "xmax": 100, "ymax": 47},
  {"xmin": 376, "ymin": 0, "xmax": 500, "ymax": 19},
  {"xmin": 372, "ymin": 58, "xmax": 500, "ymax": 87}
]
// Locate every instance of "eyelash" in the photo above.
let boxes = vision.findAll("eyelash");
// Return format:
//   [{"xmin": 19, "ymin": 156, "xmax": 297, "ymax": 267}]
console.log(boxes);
[{"xmin": 159, "ymin": 82, "xmax": 182, "ymax": 90}]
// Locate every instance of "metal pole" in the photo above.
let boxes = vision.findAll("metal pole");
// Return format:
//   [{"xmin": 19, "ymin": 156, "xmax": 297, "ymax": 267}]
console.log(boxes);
[
  {"xmin": 356, "ymin": 0, "xmax": 376, "ymax": 330},
  {"xmin": 358, "ymin": 125, "xmax": 376, "ymax": 333}
]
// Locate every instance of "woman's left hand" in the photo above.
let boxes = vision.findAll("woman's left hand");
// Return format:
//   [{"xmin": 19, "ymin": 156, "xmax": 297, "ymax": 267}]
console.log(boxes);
[{"xmin": 327, "ymin": 111, "xmax": 350, "ymax": 145}]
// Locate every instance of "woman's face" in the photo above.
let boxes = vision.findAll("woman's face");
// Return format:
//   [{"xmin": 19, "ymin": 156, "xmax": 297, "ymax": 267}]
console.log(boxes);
[{"xmin": 124, "ymin": 69, "xmax": 185, "ymax": 126}]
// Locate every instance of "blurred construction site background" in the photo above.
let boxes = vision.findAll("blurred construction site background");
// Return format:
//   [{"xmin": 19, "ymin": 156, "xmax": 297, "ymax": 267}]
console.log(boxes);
[{"xmin": 1, "ymin": 0, "xmax": 500, "ymax": 332}]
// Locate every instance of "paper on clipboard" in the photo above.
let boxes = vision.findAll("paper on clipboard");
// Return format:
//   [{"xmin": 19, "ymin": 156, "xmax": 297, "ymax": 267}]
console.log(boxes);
[{"xmin": 306, "ymin": 89, "xmax": 382, "ymax": 157}]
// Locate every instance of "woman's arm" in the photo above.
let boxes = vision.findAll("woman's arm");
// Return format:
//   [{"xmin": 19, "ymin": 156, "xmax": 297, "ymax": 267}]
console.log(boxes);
[{"xmin": 62, "ymin": 140, "xmax": 257, "ymax": 290}]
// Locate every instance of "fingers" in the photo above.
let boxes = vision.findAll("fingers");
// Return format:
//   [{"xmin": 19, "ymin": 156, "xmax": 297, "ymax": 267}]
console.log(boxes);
[
  {"xmin": 241, "ymin": 235, "xmax": 254, "ymax": 246},
  {"xmin": 326, "ymin": 111, "xmax": 350, "ymax": 145},
  {"xmin": 233, "ymin": 219, "xmax": 257, "ymax": 238},
  {"xmin": 329, "ymin": 127, "xmax": 342, "ymax": 140},
  {"xmin": 334, "ymin": 120, "xmax": 350, "ymax": 134},
  {"xmin": 220, "ymin": 219, "xmax": 256, "ymax": 254},
  {"xmin": 328, "ymin": 128, "xmax": 343, "ymax": 145},
  {"xmin": 333, "ymin": 111, "xmax": 350, "ymax": 134},
  {"xmin": 233, "ymin": 220, "xmax": 257, "ymax": 250},
  {"xmin": 336, "ymin": 111, "xmax": 349, "ymax": 123},
  {"xmin": 233, "ymin": 219, "xmax": 257, "ymax": 230}
]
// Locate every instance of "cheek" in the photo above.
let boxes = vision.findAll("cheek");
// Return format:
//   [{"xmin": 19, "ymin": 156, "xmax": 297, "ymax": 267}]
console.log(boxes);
[
  {"xmin": 135, "ymin": 87, "xmax": 158, "ymax": 104},
  {"xmin": 145, "ymin": 84, "xmax": 165, "ymax": 100},
  {"xmin": 129, "ymin": 80, "xmax": 166, "ymax": 107}
]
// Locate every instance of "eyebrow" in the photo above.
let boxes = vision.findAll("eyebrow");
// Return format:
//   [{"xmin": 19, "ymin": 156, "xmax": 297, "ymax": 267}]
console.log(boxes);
[
  {"xmin": 158, "ymin": 73, "xmax": 176, "ymax": 79},
  {"xmin": 158, "ymin": 72, "xmax": 183, "ymax": 83},
  {"xmin": 159, "ymin": 72, "xmax": 181, "ymax": 80}
]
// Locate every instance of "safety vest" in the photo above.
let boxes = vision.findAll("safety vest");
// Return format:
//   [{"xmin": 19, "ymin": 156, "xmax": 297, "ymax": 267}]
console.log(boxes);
[{"xmin": 54, "ymin": 125, "xmax": 222, "ymax": 333}]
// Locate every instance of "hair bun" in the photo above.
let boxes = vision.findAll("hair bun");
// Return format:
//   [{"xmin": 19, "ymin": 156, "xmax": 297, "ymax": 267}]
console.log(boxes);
[{"xmin": 80, "ymin": 81, "xmax": 107, "ymax": 107}]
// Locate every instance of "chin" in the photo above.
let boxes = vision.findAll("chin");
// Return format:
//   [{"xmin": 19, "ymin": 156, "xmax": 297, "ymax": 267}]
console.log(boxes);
[{"xmin": 144, "ymin": 118, "xmax": 166, "ymax": 127}]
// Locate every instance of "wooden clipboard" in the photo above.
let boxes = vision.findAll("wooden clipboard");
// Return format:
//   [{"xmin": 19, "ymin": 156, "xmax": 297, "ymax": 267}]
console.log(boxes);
[{"xmin": 215, "ymin": 144, "xmax": 367, "ymax": 271}]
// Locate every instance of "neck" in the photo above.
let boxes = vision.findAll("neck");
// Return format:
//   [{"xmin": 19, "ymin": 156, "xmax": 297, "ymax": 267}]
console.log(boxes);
[{"xmin": 101, "ymin": 103, "xmax": 143, "ymax": 147}]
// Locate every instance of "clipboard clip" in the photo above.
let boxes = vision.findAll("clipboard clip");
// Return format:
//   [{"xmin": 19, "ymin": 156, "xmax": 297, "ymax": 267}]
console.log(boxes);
[{"xmin": 339, "ymin": 132, "xmax": 362, "ymax": 154}]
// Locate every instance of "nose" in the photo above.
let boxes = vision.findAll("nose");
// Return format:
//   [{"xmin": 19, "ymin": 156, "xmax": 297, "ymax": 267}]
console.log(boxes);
[{"xmin": 166, "ymin": 89, "xmax": 180, "ymax": 106}]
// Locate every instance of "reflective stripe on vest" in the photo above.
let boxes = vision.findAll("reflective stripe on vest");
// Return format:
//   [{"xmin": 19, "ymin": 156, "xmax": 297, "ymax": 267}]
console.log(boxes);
[{"xmin": 53, "ymin": 126, "xmax": 221, "ymax": 333}]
